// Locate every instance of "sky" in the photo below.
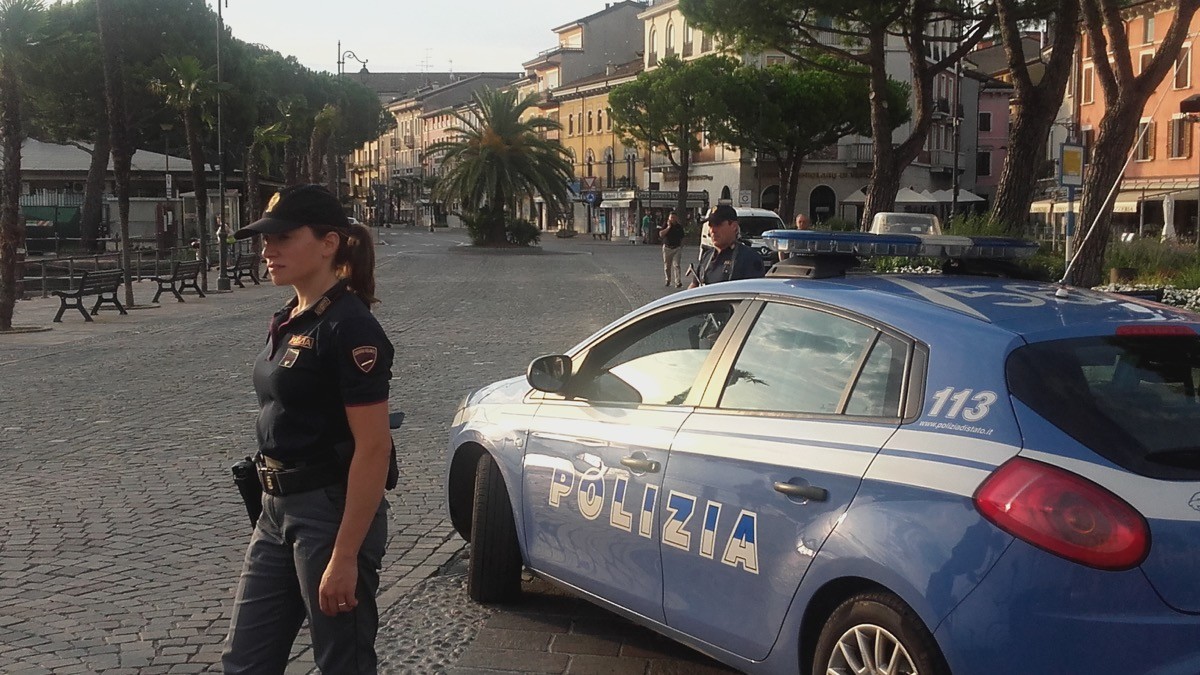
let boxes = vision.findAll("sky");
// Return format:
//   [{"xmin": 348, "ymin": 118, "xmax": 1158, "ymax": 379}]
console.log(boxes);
[{"xmin": 218, "ymin": 0, "xmax": 609, "ymax": 76}]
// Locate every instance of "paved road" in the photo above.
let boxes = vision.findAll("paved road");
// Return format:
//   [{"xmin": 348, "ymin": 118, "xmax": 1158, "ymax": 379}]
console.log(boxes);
[{"xmin": 0, "ymin": 230, "xmax": 734, "ymax": 674}]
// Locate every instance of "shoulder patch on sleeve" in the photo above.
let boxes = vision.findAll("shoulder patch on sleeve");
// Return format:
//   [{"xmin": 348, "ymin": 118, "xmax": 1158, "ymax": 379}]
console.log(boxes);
[{"xmin": 352, "ymin": 346, "xmax": 379, "ymax": 373}]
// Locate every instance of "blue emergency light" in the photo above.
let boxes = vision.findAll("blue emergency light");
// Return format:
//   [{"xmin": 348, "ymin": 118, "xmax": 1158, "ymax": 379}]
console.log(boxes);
[{"xmin": 762, "ymin": 230, "xmax": 1041, "ymax": 279}]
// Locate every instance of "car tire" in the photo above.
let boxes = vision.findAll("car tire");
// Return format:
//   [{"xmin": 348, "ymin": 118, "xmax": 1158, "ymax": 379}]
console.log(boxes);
[
  {"xmin": 467, "ymin": 453, "xmax": 522, "ymax": 603},
  {"xmin": 813, "ymin": 592, "xmax": 948, "ymax": 675}
]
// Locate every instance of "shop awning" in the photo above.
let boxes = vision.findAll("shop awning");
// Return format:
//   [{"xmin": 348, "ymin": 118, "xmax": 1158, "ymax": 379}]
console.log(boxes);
[
  {"xmin": 1029, "ymin": 189, "xmax": 1175, "ymax": 214},
  {"xmin": 599, "ymin": 200, "xmax": 635, "ymax": 209}
]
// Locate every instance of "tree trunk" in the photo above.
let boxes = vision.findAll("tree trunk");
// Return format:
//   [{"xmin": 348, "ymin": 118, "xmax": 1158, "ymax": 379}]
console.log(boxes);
[
  {"xmin": 285, "ymin": 142, "xmax": 300, "ymax": 186},
  {"xmin": 308, "ymin": 127, "xmax": 327, "ymax": 184},
  {"xmin": 247, "ymin": 146, "xmax": 261, "ymax": 222},
  {"xmin": 96, "ymin": 0, "xmax": 135, "ymax": 307},
  {"xmin": 674, "ymin": 126, "xmax": 691, "ymax": 224},
  {"xmin": 326, "ymin": 144, "xmax": 337, "ymax": 197},
  {"xmin": 0, "ymin": 61, "xmax": 23, "ymax": 331},
  {"xmin": 1070, "ymin": 110, "xmax": 1140, "ymax": 287},
  {"xmin": 777, "ymin": 152, "xmax": 803, "ymax": 225},
  {"xmin": 862, "ymin": 29, "xmax": 899, "ymax": 228},
  {"xmin": 990, "ymin": 0, "xmax": 1078, "ymax": 234},
  {"xmin": 184, "ymin": 109, "xmax": 209, "ymax": 291},
  {"xmin": 991, "ymin": 97, "xmax": 1058, "ymax": 233},
  {"xmin": 81, "ymin": 126, "xmax": 110, "ymax": 251}
]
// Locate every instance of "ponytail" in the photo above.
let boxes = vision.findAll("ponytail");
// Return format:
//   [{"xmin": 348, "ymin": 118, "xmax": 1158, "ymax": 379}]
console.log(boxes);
[{"xmin": 334, "ymin": 222, "xmax": 378, "ymax": 305}]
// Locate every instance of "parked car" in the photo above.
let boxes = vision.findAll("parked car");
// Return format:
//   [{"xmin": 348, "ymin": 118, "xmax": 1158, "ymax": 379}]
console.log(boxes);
[
  {"xmin": 700, "ymin": 206, "xmax": 787, "ymax": 261},
  {"xmin": 869, "ymin": 211, "xmax": 942, "ymax": 235},
  {"xmin": 446, "ymin": 230, "xmax": 1200, "ymax": 675}
]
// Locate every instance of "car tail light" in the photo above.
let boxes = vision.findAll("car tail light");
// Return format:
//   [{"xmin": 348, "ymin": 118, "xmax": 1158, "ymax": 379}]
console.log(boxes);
[
  {"xmin": 1115, "ymin": 325, "xmax": 1196, "ymax": 336},
  {"xmin": 974, "ymin": 458, "xmax": 1149, "ymax": 570}
]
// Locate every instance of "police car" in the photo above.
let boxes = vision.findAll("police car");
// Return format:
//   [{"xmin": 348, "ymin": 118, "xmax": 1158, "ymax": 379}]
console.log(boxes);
[{"xmin": 445, "ymin": 230, "xmax": 1200, "ymax": 675}]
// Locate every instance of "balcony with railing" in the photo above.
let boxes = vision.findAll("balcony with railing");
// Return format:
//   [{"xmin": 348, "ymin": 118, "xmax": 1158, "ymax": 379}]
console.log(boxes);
[
  {"xmin": 837, "ymin": 142, "xmax": 874, "ymax": 164},
  {"xmin": 925, "ymin": 148, "xmax": 966, "ymax": 173}
]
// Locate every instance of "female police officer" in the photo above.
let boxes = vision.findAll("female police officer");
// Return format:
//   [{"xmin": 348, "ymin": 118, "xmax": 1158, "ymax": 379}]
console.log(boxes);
[{"xmin": 221, "ymin": 184, "xmax": 394, "ymax": 674}]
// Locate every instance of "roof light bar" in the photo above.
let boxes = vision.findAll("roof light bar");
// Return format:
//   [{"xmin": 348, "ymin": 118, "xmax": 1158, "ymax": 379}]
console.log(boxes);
[{"xmin": 763, "ymin": 230, "xmax": 1039, "ymax": 260}]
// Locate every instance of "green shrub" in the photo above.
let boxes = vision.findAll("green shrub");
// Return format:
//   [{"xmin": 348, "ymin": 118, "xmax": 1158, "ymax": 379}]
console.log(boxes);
[
  {"xmin": 819, "ymin": 216, "xmax": 860, "ymax": 232},
  {"xmin": 506, "ymin": 218, "xmax": 541, "ymax": 246},
  {"xmin": 1104, "ymin": 239, "xmax": 1199, "ymax": 282},
  {"xmin": 459, "ymin": 211, "xmax": 490, "ymax": 246},
  {"xmin": 944, "ymin": 212, "xmax": 1010, "ymax": 237}
]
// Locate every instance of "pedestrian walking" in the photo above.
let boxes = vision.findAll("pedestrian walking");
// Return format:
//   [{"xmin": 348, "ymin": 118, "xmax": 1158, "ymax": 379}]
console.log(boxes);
[
  {"xmin": 221, "ymin": 184, "xmax": 395, "ymax": 675},
  {"xmin": 689, "ymin": 204, "xmax": 765, "ymax": 288},
  {"xmin": 641, "ymin": 212, "xmax": 653, "ymax": 244},
  {"xmin": 659, "ymin": 212, "xmax": 685, "ymax": 288}
]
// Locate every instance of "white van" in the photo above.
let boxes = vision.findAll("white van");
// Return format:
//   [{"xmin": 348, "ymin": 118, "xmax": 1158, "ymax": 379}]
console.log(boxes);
[{"xmin": 700, "ymin": 206, "xmax": 787, "ymax": 260}]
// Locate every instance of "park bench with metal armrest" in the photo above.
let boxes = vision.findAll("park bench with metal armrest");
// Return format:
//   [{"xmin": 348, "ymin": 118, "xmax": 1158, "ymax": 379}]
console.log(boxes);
[
  {"xmin": 151, "ymin": 259, "xmax": 206, "ymax": 303},
  {"xmin": 52, "ymin": 269, "xmax": 127, "ymax": 323},
  {"xmin": 225, "ymin": 252, "xmax": 262, "ymax": 288}
]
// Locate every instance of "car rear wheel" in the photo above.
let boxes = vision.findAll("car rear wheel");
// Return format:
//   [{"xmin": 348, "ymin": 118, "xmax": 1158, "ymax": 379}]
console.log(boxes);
[
  {"xmin": 467, "ymin": 453, "xmax": 522, "ymax": 603},
  {"xmin": 814, "ymin": 592, "xmax": 948, "ymax": 675}
]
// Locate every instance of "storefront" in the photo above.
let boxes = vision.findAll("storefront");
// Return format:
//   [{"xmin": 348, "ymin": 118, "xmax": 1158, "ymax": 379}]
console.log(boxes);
[{"xmin": 599, "ymin": 190, "xmax": 637, "ymax": 239}]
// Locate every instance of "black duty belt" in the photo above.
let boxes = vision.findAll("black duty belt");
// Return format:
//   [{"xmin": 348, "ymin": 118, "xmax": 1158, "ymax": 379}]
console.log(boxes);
[{"xmin": 255, "ymin": 454, "xmax": 346, "ymax": 496}]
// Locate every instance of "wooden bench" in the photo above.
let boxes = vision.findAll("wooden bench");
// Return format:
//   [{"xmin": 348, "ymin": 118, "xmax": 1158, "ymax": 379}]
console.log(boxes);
[
  {"xmin": 151, "ymin": 259, "xmax": 206, "ymax": 303},
  {"xmin": 52, "ymin": 269, "xmax": 127, "ymax": 322},
  {"xmin": 225, "ymin": 252, "xmax": 262, "ymax": 288}
]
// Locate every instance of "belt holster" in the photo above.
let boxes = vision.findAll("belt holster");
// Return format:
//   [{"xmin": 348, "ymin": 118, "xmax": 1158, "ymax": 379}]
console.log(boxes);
[{"xmin": 255, "ymin": 455, "xmax": 346, "ymax": 497}]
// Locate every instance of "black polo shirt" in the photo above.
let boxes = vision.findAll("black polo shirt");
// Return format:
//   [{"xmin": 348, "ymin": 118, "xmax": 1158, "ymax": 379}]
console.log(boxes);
[
  {"xmin": 252, "ymin": 283, "xmax": 394, "ymax": 461},
  {"xmin": 697, "ymin": 241, "xmax": 765, "ymax": 285}
]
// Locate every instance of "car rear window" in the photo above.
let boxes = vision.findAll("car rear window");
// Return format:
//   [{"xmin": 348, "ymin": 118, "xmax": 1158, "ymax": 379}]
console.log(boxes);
[
  {"xmin": 1007, "ymin": 335, "xmax": 1200, "ymax": 480},
  {"xmin": 738, "ymin": 216, "xmax": 785, "ymax": 238}
]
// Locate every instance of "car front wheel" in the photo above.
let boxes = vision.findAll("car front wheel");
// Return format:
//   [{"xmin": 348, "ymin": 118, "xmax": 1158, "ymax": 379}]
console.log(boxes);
[
  {"xmin": 466, "ymin": 453, "xmax": 522, "ymax": 603},
  {"xmin": 813, "ymin": 592, "xmax": 948, "ymax": 675}
]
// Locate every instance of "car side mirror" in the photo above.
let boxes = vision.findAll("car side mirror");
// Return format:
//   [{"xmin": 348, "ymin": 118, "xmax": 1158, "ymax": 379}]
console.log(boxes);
[{"xmin": 527, "ymin": 354, "xmax": 573, "ymax": 393}]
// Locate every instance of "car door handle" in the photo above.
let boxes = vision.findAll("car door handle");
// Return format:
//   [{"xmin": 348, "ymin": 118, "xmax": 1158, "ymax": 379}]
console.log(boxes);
[
  {"xmin": 620, "ymin": 457, "xmax": 661, "ymax": 473},
  {"xmin": 774, "ymin": 481, "xmax": 829, "ymax": 502}
]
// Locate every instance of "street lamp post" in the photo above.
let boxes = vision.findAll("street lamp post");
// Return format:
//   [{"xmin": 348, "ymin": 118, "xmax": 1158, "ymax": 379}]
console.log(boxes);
[
  {"xmin": 215, "ymin": 0, "xmax": 231, "ymax": 291},
  {"xmin": 336, "ymin": 42, "xmax": 368, "ymax": 204}
]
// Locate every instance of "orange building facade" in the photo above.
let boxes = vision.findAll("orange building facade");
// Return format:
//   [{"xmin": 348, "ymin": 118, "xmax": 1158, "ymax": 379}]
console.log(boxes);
[{"xmin": 1075, "ymin": 1, "xmax": 1200, "ymax": 238}]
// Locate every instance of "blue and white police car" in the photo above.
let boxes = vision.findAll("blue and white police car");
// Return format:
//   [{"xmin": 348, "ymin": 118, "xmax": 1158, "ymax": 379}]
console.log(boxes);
[{"xmin": 445, "ymin": 230, "xmax": 1200, "ymax": 675}]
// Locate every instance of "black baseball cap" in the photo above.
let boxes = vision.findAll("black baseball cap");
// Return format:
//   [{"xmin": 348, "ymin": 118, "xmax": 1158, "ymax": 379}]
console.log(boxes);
[
  {"xmin": 701, "ymin": 204, "xmax": 738, "ymax": 225},
  {"xmin": 233, "ymin": 184, "xmax": 350, "ymax": 239}
]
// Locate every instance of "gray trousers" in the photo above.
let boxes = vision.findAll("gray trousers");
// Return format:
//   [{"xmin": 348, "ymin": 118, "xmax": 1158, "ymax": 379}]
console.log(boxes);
[
  {"xmin": 222, "ymin": 485, "xmax": 388, "ymax": 675},
  {"xmin": 663, "ymin": 245, "xmax": 682, "ymax": 285}
]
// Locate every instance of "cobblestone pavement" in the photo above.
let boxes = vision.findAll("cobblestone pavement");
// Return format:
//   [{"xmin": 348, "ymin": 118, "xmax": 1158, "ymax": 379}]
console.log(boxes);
[{"xmin": 1, "ymin": 230, "xmax": 737, "ymax": 674}]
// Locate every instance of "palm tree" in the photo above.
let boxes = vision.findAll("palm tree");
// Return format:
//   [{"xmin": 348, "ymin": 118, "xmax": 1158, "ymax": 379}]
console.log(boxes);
[
  {"xmin": 428, "ymin": 87, "xmax": 572, "ymax": 245},
  {"xmin": 308, "ymin": 103, "xmax": 337, "ymax": 185},
  {"xmin": 0, "ymin": 0, "xmax": 46, "ymax": 331},
  {"xmin": 245, "ymin": 122, "xmax": 288, "ymax": 222},
  {"xmin": 155, "ymin": 55, "xmax": 215, "ymax": 289}
]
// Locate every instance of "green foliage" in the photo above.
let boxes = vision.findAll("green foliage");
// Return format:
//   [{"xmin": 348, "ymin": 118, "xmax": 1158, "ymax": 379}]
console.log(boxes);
[
  {"xmin": 711, "ymin": 57, "xmax": 907, "ymax": 158},
  {"xmin": 506, "ymin": 218, "xmax": 541, "ymax": 247},
  {"xmin": 429, "ymin": 87, "xmax": 572, "ymax": 246},
  {"xmin": 609, "ymin": 54, "xmax": 738, "ymax": 165},
  {"xmin": 943, "ymin": 212, "xmax": 1010, "ymax": 237},
  {"xmin": 1104, "ymin": 239, "xmax": 1200, "ymax": 284},
  {"xmin": 819, "ymin": 216, "xmax": 859, "ymax": 232}
]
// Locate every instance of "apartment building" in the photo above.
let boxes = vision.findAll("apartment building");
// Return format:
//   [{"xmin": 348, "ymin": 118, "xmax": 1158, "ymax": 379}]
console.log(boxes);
[
  {"xmin": 1069, "ymin": 3, "xmax": 1200, "ymax": 240},
  {"xmin": 637, "ymin": 0, "xmax": 982, "ymax": 225}
]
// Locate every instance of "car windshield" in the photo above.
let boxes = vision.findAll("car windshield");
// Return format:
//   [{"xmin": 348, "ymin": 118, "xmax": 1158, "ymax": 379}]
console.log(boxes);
[
  {"xmin": 1007, "ymin": 334, "xmax": 1200, "ymax": 479},
  {"xmin": 738, "ymin": 216, "xmax": 785, "ymax": 238},
  {"xmin": 876, "ymin": 215, "xmax": 936, "ymax": 234}
]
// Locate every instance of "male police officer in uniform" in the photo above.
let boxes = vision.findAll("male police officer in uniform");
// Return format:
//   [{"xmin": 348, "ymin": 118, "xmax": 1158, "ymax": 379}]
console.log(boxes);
[{"xmin": 689, "ymin": 204, "xmax": 766, "ymax": 288}]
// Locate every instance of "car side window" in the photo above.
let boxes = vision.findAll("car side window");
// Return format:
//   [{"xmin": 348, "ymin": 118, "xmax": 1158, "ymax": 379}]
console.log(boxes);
[
  {"xmin": 718, "ymin": 302, "xmax": 881, "ymax": 415},
  {"xmin": 845, "ymin": 333, "xmax": 907, "ymax": 417},
  {"xmin": 571, "ymin": 302, "xmax": 739, "ymax": 406}
]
